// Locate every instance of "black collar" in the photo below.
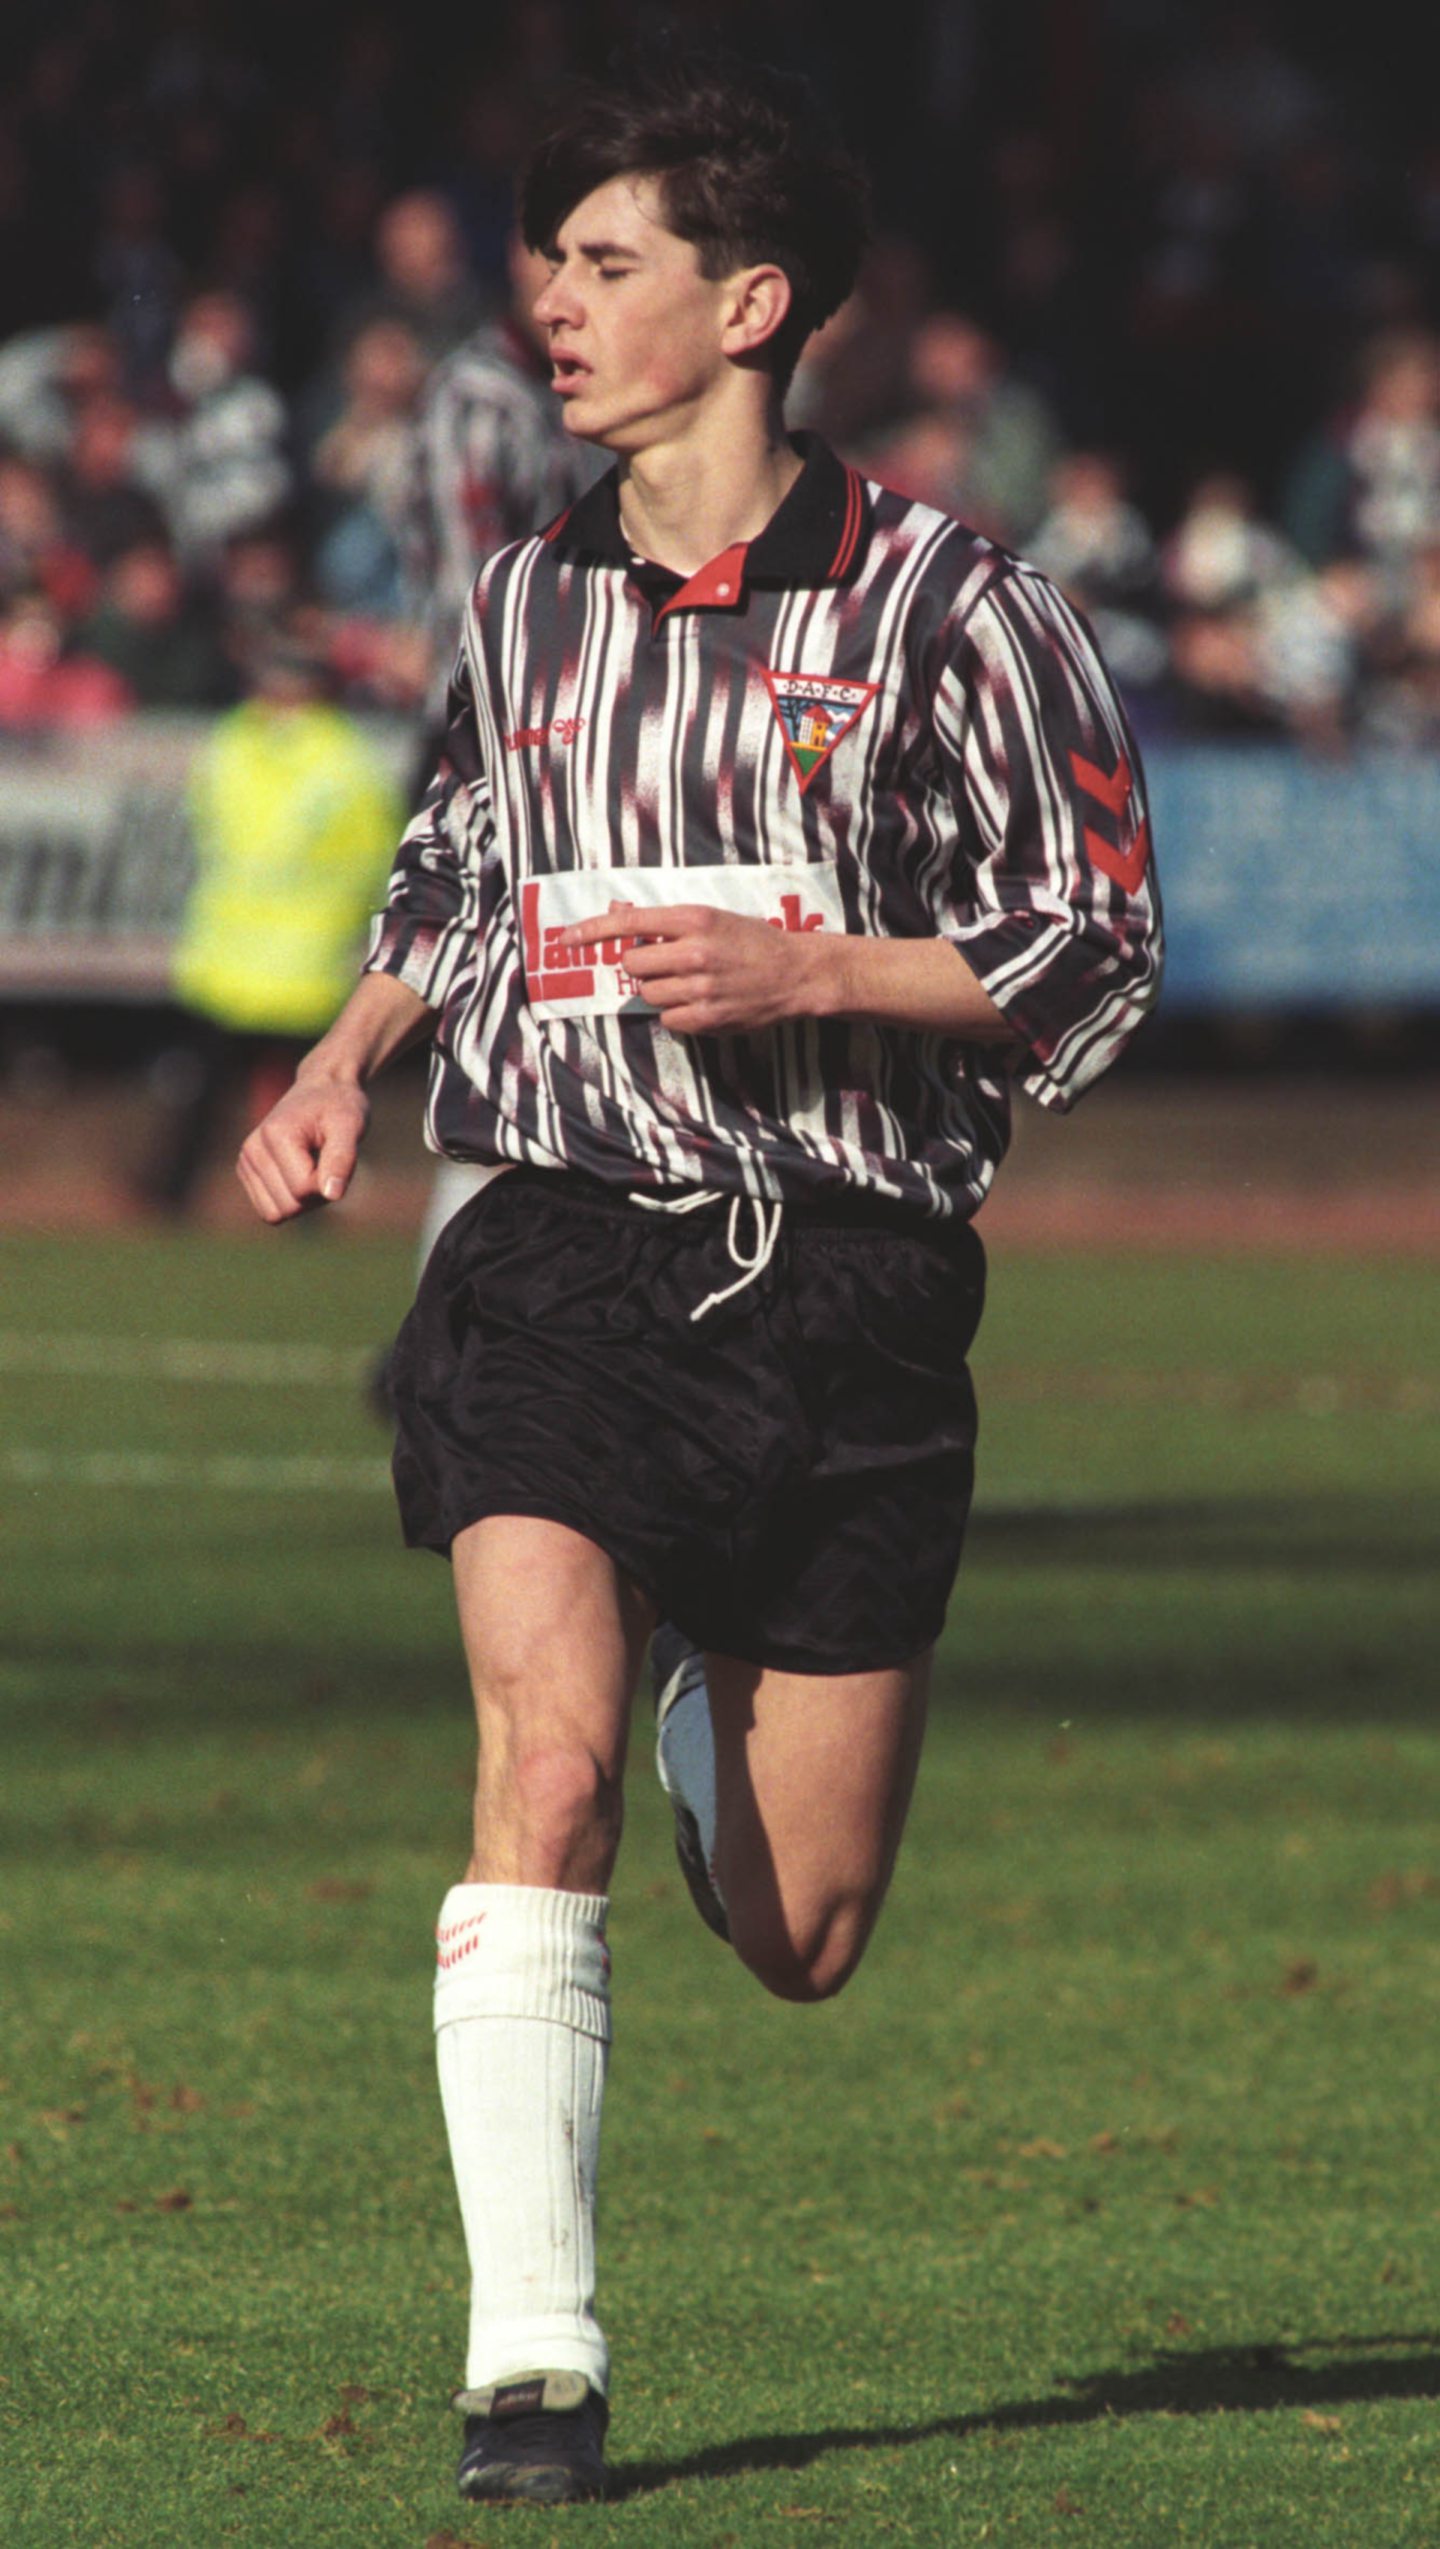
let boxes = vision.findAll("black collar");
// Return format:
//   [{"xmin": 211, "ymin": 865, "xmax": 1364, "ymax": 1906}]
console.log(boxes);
[{"xmin": 544, "ymin": 433, "xmax": 871, "ymax": 603}]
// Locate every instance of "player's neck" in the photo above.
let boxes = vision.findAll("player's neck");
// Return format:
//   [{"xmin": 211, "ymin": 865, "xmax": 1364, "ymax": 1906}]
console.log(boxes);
[{"xmin": 616, "ymin": 396, "xmax": 800, "ymax": 578}]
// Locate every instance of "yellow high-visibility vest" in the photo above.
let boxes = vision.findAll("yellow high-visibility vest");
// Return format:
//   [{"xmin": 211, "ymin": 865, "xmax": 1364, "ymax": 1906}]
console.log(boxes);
[{"xmin": 171, "ymin": 699, "xmax": 403, "ymax": 1034}]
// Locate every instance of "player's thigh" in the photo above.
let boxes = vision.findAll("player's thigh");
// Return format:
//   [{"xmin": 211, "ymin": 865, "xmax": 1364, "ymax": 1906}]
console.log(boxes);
[
  {"xmin": 704, "ymin": 1649, "xmax": 931, "ymax": 1994},
  {"xmin": 451, "ymin": 1513, "xmax": 654, "ymax": 1793}
]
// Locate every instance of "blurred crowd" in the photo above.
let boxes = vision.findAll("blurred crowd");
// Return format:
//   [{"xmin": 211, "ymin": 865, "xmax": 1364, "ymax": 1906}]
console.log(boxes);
[{"xmin": 4, "ymin": 0, "xmax": 1440, "ymax": 751}]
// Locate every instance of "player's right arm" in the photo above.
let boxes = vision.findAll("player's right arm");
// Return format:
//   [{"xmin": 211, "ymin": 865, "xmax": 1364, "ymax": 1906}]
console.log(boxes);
[
  {"xmin": 239, "ymin": 639, "xmax": 494, "ymax": 1224},
  {"xmin": 237, "ymin": 972, "xmax": 436, "ymax": 1223}
]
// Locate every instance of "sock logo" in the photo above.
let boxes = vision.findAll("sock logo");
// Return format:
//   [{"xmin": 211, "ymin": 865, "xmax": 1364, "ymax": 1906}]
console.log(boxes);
[{"xmin": 435, "ymin": 1913, "xmax": 486, "ymax": 1971}]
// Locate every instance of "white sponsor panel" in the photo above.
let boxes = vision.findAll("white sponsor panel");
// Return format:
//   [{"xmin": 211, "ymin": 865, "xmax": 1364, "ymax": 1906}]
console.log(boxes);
[{"xmin": 519, "ymin": 861, "xmax": 846, "ymax": 1018}]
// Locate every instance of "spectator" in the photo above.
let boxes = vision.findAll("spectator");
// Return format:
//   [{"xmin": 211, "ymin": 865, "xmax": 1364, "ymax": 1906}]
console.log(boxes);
[
  {"xmin": 1027, "ymin": 452, "xmax": 1169, "ymax": 695},
  {"xmin": 401, "ymin": 229, "xmax": 605, "ymax": 688},
  {"xmin": 79, "ymin": 540, "xmax": 234, "ymax": 710},
  {"xmin": 1163, "ymin": 470, "xmax": 1308, "ymax": 613},
  {"xmin": 132, "ymin": 290, "xmax": 292, "ymax": 563},
  {"xmin": 338, "ymin": 189, "xmax": 488, "ymax": 369},
  {"xmin": 859, "ymin": 309, "xmax": 1063, "ymax": 547},
  {"xmin": 1168, "ymin": 555, "xmax": 1373, "ymax": 748},
  {"xmin": 789, "ymin": 233, "xmax": 933, "ymax": 450},
  {"xmin": 1280, "ymin": 326, "xmax": 1440, "ymax": 585},
  {"xmin": 209, "ymin": 524, "xmax": 306, "ymax": 688},
  {"xmin": 0, "ymin": 0, "xmax": 1432, "ymax": 590},
  {"xmin": 0, "ymin": 321, "xmax": 123, "ymax": 467},
  {"xmin": 0, "ymin": 455, "xmax": 87, "ymax": 614},
  {"xmin": 138, "ymin": 626, "xmax": 402, "ymax": 1212},
  {"xmin": 1251, "ymin": 561, "xmax": 1375, "ymax": 747},
  {"xmin": 1356, "ymin": 540, "xmax": 1440, "ymax": 746},
  {"xmin": 1164, "ymin": 468, "xmax": 1382, "ymax": 747},
  {"xmin": 307, "ymin": 317, "xmax": 427, "ymax": 618},
  {"xmin": 55, "ymin": 394, "xmax": 170, "ymax": 580},
  {"xmin": 0, "ymin": 585, "xmax": 134, "ymax": 728}
]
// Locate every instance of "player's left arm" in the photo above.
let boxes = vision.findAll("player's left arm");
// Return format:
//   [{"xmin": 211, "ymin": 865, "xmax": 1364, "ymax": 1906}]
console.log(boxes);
[{"xmin": 925, "ymin": 563, "xmax": 1165, "ymax": 1110}]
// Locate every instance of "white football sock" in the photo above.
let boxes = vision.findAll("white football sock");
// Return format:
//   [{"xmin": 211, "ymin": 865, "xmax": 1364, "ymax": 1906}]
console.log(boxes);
[
  {"xmin": 656, "ymin": 1655, "xmax": 725, "ymax": 1916},
  {"xmin": 434, "ymin": 1882, "xmax": 610, "ymax": 2396}
]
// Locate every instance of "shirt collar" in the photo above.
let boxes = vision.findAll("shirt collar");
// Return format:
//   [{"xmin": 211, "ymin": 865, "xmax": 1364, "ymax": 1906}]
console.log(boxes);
[{"xmin": 543, "ymin": 432, "xmax": 871, "ymax": 606}]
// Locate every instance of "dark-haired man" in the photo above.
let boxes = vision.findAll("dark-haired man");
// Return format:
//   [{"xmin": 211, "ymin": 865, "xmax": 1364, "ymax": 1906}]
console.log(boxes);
[{"xmin": 238, "ymin": 49, "xmax": 1162, "ymax": 2508}]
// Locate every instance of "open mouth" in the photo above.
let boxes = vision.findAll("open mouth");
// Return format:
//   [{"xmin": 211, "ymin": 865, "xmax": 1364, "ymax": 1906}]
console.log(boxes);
[{"xmin": 551, "ymin": 354, "xmax": 589, "ymax": 391}]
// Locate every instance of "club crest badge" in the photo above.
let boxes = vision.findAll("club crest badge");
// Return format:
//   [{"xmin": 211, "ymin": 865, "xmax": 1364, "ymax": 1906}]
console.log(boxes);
[{"xmin": 761, "ymin": 669, "xmax": 879, "ymax": 793}]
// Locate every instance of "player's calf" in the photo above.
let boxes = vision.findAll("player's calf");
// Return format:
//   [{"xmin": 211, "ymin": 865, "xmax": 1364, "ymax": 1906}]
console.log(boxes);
[{"xmin": 724, "ymin": 1882, "xmax": 878, "ymax": 2004}]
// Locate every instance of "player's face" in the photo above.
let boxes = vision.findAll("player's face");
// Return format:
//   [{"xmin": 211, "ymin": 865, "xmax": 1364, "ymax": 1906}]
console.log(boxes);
[{"xmin": 532, "ymin": 174, "xmax": 740, "ymax": 455}]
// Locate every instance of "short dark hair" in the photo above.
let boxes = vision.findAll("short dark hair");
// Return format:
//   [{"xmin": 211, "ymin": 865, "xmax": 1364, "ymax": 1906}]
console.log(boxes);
[{"xmin": 519, "ymin": 47, "xmax": 872, "ymax": 393}]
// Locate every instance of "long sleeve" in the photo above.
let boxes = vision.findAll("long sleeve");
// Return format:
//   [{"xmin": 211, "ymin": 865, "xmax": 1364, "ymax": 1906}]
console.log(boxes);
[
  {"xmin": 362, "ymin": 649, "xmax": 493, "ymax": 1013},
  {"xmin": 928, "ymin": 562, "xmax": 1164, "ymax": 1111}
]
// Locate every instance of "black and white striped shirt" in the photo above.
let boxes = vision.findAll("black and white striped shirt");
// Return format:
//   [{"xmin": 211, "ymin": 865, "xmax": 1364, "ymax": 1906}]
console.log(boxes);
[
  {"xmin": 401, "ymin": 317, "xmax": 603, "ymax": 670},
  {"xmin": 364, "ymin": 434, "xmax": 1163, "ymax": 1221}
]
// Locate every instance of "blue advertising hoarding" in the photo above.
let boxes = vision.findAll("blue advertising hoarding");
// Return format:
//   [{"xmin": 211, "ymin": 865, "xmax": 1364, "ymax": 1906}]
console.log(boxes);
[{"xmin": 1147, "ymin": 746, "xmax": 1440, "ymax": 1009}]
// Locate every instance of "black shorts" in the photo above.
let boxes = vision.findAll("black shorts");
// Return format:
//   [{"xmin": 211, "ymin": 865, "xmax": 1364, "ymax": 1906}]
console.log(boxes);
[{"xmin": 387, "ymin": 1168, "xmax": 985, "ymax": 1676}]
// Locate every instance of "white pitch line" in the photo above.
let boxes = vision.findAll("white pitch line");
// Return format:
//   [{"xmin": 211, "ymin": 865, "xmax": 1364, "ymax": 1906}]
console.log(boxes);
[
  {"xmin": 1, "ymin": 1449, "xmax": 391, "ymax": 1494},
  {"xmin": 0, "ymin": 1334, "xmax": 370, "ymax": 1385},
  {"xmin": 3, "ymin": 1336, "xmax": 1433, "ymax": 1415},
  {"xmin": 0, "ymin": 1446, "xmax": 1110, "ymax": 1512}
]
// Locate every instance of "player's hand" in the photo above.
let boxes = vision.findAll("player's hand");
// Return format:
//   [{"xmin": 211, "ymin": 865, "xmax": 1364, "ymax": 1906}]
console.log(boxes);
[
  {"xmin": 559, "ymin": 901, "xmax": 836, "ymax": 1034},
  {"xmin": 236, "ymin": 1073, "xmax": 371, "ymax": 1223}
]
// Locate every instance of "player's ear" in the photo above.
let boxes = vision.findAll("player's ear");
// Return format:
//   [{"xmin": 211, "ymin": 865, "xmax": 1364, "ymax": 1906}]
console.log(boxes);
[{"xmin": 721, "ymin": 263, "xmax": 793, "ymax": 364}]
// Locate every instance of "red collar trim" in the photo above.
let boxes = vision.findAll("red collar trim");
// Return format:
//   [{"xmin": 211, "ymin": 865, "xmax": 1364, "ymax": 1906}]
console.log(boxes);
[{"xmin": 651, "ymin": 542, "xmax": 749, "ymax": 628}]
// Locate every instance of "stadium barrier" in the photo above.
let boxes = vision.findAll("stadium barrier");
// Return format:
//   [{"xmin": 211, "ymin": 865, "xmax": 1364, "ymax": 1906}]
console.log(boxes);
[
  {"xmin": 1, "ymin": 721, "xmax": 1438, "ymax": 1008},
  {"xmin": 0, "ymin": 715, "xmax": 418, "ymax": 1000},
  {"xmin": 1146, "ymin": 746, "xmax": 1440, "ymax": 1010}
]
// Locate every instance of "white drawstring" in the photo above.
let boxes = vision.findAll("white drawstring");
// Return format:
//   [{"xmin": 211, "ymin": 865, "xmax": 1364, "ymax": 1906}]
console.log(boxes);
[{"xmin": 633, "ymin": 1187, "xmax": 784, "ymax": 1322}]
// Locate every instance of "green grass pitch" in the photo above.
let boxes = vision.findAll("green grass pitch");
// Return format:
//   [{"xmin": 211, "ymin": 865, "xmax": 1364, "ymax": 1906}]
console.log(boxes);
[{"xmin": 1, "ymin": 1225, "xmax": 1437, "ymax": 2548}]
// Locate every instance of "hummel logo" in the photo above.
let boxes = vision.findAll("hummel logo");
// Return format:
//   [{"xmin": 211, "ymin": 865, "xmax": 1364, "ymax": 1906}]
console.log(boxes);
[
  {"xmin": 504, "ymin": 715, "xmax": 587, "ymax": 752},
  {"xmin": 1070, "ymin": 749, "xmax": 1152, "ymax": 894}
]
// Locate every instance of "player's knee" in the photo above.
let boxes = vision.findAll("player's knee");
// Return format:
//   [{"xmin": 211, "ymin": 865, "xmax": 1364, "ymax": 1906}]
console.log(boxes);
[
  {"xmin": 475, "ymin": 1735, "xmax": 622, "ymax": 1881},
  {"xmin": 509, "ymin": 1741, "xmax": 619, "ymax": 1844},
  {"xmin": 729, "ymin": 1894, "xmax": 872, "ymax": 2005}
]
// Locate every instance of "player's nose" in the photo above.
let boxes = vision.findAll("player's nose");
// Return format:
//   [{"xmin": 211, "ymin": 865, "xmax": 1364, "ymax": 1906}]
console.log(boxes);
[{"xmin": 533, "ymin": 267, "xmax": 575, "ymax": 328}]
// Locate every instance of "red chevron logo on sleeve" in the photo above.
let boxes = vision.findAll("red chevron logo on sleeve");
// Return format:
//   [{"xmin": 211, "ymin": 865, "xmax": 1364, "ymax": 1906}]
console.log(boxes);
[{"xmin": 1070, "ymin": 750, "xmax": 1152, "ymax": 895}]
